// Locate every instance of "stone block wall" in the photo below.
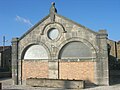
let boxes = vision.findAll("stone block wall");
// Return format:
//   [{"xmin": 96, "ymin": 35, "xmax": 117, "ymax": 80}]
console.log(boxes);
[
  {"xmin": 107, "ymin": 40, "xmax": 120, "ymax": 71},
  {"xmin": 26, "ymin": 78, "xmax": 85, "ymax": 89},
  {"xmin": 12, "ymin": 6, "xmax": 109, "ymax": 85},
  {"xmin": 107, "ymin": 40, "xmax": 116, "ymax": 57},
  {"xmin": 108, "ymin": 40, "xmax": 120, "ymax": 61},
  {"xmin": 117, "ymin": 42, "xmax": 120, "ymax": 60}
]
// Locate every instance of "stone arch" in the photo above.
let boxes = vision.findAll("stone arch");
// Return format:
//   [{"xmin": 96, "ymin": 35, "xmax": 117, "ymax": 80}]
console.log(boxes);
[
  {"xmin": 21, "ymin": 43, "xmax": 51, "ymax": 60},
  {"xmin": 57, "ymin": 37, "xmax": 97, "ymax": 59},
  {"xmin": 41, "ymin": 22, "xmax": 66, "ymax": 35}
]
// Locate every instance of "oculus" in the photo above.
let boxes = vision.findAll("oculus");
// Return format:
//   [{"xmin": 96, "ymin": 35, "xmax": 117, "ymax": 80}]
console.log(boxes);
[{"xmin": 48, "ymin": 28, "xmax": 59, "ymax": 40}]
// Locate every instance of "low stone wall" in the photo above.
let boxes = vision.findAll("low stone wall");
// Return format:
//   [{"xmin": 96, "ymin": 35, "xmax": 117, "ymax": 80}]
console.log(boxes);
[{"xmin": 26, "ymin": 78, "xmax": 85, "ymax": 89}]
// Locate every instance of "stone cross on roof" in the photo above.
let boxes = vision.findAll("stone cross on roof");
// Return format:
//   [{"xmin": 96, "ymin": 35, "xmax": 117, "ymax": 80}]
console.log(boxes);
[{"xmin": 50, "ymin": 2, "xmax": 57, "ymax": 23}]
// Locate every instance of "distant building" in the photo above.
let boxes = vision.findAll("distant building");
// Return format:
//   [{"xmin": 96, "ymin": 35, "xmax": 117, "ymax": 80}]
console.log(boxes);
[
  {"xmin": 12, "ymin": 3, "xmax": 120, "ymax": 86},
  {"xmin": 0, "ymin": 46, "xmax": 11, "ymax": 72},
  {"xmin": 108, "ymin": 40, "xmax": 120, "ymax": 70}
]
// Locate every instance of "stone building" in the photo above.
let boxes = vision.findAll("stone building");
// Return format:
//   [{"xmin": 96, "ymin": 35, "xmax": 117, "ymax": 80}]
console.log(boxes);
[
  {"xmin": 0, "ymin": 46, "xmax": 11, "ymax": 72},
  {"xmin": 108, "ymin": 40, "xmax": 120, "ymax": 70},
  {"xmin": 12, "ymin": 3, "xmax": 120, "ymax": 86}
]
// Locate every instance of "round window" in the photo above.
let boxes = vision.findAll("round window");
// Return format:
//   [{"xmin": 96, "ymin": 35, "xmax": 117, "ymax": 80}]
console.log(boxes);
[{"xmin": 48, "ymin": 28, "xmax": 59, "ymax": 40}]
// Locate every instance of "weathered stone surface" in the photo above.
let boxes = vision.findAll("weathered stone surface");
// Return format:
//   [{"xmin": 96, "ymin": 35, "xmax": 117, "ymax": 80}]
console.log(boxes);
[
  {"xmin": 12, "ymin": 3, "xmax": 110, "ymax": 86},
  {"xmin": 26, "ymin": 78, "xmax": 85, "ymax": 89},
  {"xmin": 12, "ymin": 38, "xmax": 19, "ymax": 85}
]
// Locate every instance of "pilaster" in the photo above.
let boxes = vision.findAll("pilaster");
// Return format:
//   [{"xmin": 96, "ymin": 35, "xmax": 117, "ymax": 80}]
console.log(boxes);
[
  {"xmin": 12, "ymin": 38, "xmax": 19, "ymax": 85},
  {"xmin": 96, "ymin": 30, "xmax": 109, "ymax": 85}
]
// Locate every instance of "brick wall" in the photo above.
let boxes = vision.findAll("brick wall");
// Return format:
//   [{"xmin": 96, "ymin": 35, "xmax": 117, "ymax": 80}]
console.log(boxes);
[
  {"xmin": 22, "ymin": 60, "xmax": 95, "ymax": 84},
  {"xmin": 22, "ymin": 60, "xmax": 48, "ymax": 80},
  {"xmin": 59, "ymin": 61, "xmax": 95, "ymax": 83}
]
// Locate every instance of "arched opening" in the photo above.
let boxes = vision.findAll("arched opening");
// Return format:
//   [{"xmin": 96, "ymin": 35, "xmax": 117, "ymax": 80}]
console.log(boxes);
[
  {"xmin": 24, "ymin": 44, "xmax": 49, "ymax": 59},
  {"xmin": 58, "ymin": 41, "xmax": 92, "ymax": 59},
  {"xmin": 58, "ymin": 41, "xmax": 95, "ymax": 83}
]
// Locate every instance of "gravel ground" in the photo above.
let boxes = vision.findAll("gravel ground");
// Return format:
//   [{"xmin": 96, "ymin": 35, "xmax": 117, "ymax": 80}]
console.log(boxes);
[{"xmin": 1, "ymin": 78, "xmax": 120, "ymax": 90}]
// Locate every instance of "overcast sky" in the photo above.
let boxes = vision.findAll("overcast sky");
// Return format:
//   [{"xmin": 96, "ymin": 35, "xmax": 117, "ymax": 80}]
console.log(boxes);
[{"xmin": 0, "ymin": 0, "xmax": 120, "ymax": 45}]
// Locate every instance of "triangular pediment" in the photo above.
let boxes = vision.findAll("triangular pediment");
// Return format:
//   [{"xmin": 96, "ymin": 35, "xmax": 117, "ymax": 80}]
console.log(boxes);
[
  {"xmin": 55, "ymin": 13, "xmax": 97, "ymax": 34},
  {"xmin": 19, "ymin": 3, "xmax": 98, "ymax": 41},
  {"xmin": 19, "ymin": 14, "xmax": 50, "ymax": 40}
]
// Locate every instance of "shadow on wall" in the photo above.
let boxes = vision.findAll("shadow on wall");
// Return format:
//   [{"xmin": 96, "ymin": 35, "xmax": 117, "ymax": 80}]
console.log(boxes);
[
  {"xmin": 109, "ymin": 54, "xmax": 120, "ymax": 85},
  {"xmin": 108, "ymin": 43, "xmax": 120, "ymax": 85},
  {"xmin": 109, "ymin": 55, "xmax": 120, "ymax": 70}
]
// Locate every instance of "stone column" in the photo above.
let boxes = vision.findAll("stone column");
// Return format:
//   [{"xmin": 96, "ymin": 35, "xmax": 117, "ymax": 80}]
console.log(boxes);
[
  {"xmin": 96, "ymin": 30, "xmax": 109, "ymax": 85},
  {"xmin": 48, "ymin": 46, "xmax": 59, "ymax": 79},
  {"xmin": 48, "ymin": 61, "xmax": 59, "ymax": 79},
  {"xmin": 12, "ymin": 38, "xmax": 19, "ymax": 85}
]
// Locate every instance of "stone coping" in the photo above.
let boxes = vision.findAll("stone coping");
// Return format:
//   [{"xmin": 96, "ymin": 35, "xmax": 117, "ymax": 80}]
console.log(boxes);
[
  {"xmin": 26, "ymin": 78, "xmax": 85, "ymax": 89},
  {"xmin": 22, "ymin": 58, "xmax": 96, "ymax": 62}
]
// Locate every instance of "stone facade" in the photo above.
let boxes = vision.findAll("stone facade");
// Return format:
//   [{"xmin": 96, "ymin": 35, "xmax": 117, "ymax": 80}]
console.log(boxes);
[{"xmin": 12, "ymin": 3, "xmax": 110, "ymax": 86}]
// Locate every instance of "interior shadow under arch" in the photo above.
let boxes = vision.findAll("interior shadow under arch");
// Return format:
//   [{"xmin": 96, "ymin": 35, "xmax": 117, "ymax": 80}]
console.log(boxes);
[{"xmin": 58, "ymin": 41, "xmax": 93, "ymax": 60}]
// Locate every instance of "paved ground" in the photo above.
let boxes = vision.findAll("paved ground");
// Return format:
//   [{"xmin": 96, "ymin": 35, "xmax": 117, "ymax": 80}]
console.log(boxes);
[{"xmin": 1, "ymin": 78, "xmax": 120, "ymax": 90}]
